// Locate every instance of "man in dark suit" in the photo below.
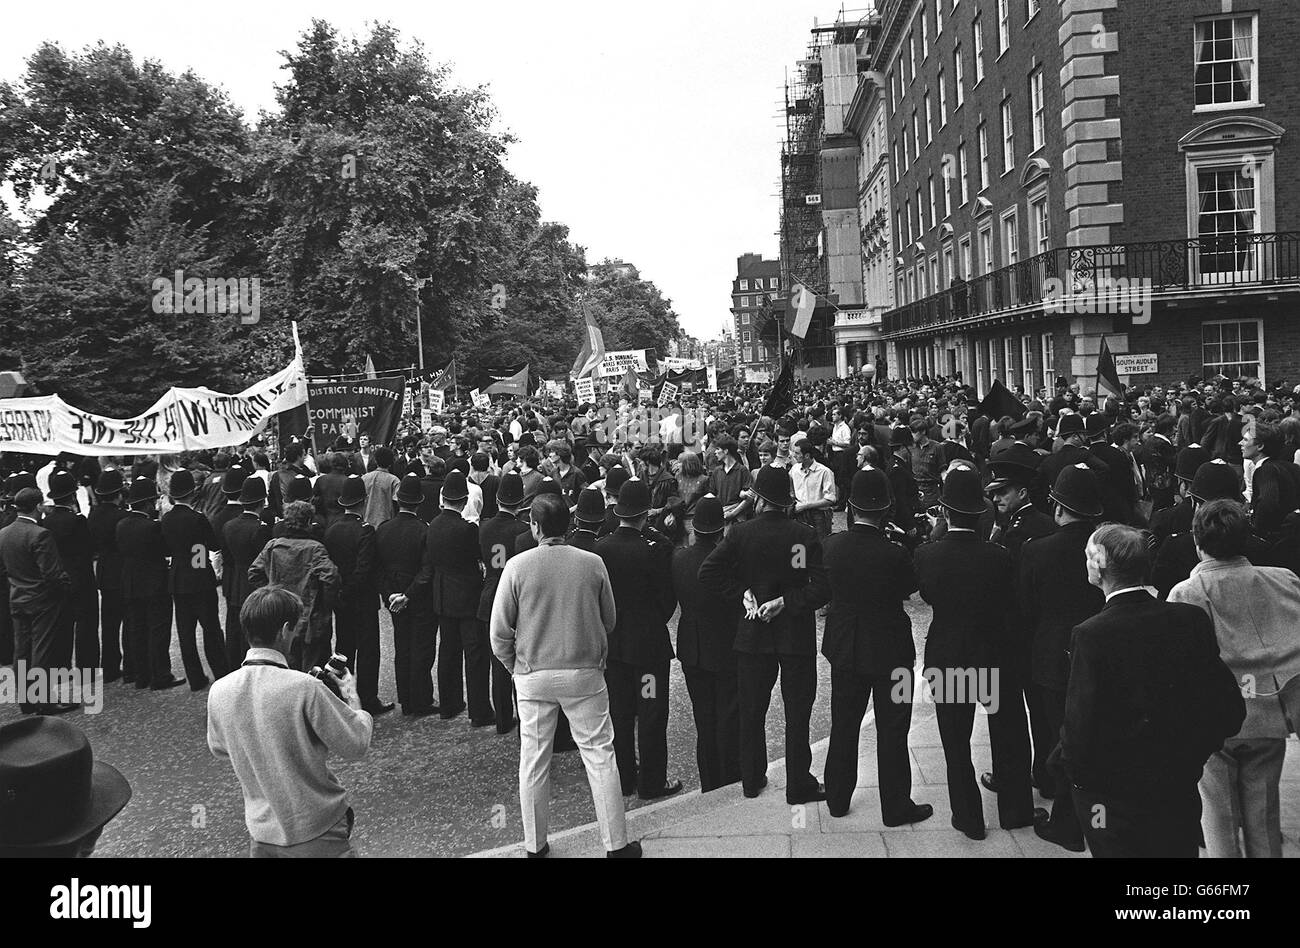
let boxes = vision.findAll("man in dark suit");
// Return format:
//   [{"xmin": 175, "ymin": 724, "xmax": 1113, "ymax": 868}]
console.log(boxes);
[
  {"xmin": 313, "ymin": 452, "xmax": 352, "ymax": 529},
  {"xmin": 567, "ymin": 488, "xmax": 604, "ymax": 553},
  {"xmin": 0, "ymin": 487, "xmax": 77, "ymax": 713},
  {"xmin": 980, "ymin": 445, "xmax": 1055, "ymax": 798},
  {"xmin": 416, "ymin": 470, "xmax": 488, "ymax": 724},
  {"xmin": 160, "ymin": 470, "xmax": 228, "ymax": 690},
  {"xmin": 1242, "ymin": 421, "xmax": 1300, "ymax": 542},
  {"xmin": 0, "ymin": 472, "xmax": 24, "ymax": 668},
  {"xmin": 1201, "ymin": 396, "xmax": 1244, "ymax": 466},
  {"xmin": 597, "ymin": 479, "xmax": 682, "ymax": 800},
  {"xmin": 479, "ymin": 473, "xmax": 531, "ymax": 733},
  {"xmin": 1153, "ymin": 460, "xmax": 1267, "ymax": 596},
  {"xmin": 116, "ymin": 477, "xmax": 183, "ymax": 692},
  {"xmin": 221, "ymin": 477, "xmax": 272, "ymax": 667},
  {"xmin": 1085, "ymin": 414, "xmax": 1140, "ymax": 526},
  {"xmin": 378, "ymin": 474, "xmax": 437, "ymax": 716},
  {"xmin": 914, "ymin": 468, "xmax": 1039, "ymax": 839},
  {"xmin": 87, "ymin": 470, "xmax": 129, "ymax": 682},
  {"xmin": 1140, "ymin": 415, "xmax": 1179, "ymax": 513},
  {"xmin": 42, "ymin": 470, "xmax": 96, "ymax": 674},
  {"xmin": 1017, "ymin": 463, "xmax": 1105, "ymax": 850},
  {"xmin": 1149, "ymin": 444, "xmax": 1210, "ymax": 554},
  {"xmin": 672, "ymin": 495, "xmax": 744, "ymax": 793},
  {"xmin": 699, "ymin": 465, "xmax": 830, "ymax": 804},
  {"xmin": 324, "ymin": 474, "xmax": 391, "ymax": 715},
  {"xmin": 1063, "ymin": 523, "xmax": 1246, "ymax": 857},
  {"xmin": 822, "ymin": 470, "xmax": 932, "ymax": 825}
]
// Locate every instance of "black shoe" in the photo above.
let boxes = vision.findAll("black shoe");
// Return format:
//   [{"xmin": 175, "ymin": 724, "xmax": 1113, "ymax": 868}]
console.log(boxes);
[
  {"xmin": 526, "ymin": 843, "xmax": 550, "ymax": 859},
  {"xmin": 39, "ymin": 702, "xmax": 80, "ymax": 715},
  {"xmin": 742, "ymin": 774, "xmax": 769, "ymax": 799},
  {"xmin": 404, "ymin": 705, "xmax": 439, "ymax": 718},
  {"xmin": 151, "ymin": 677, "xmax": 185, "ymax": 691},
  {"xmin": 639, "ymin": 779, "xmax": 683, "ymax": 801},
  {"xmin": 189, "ymin": 677, "xmax": 210, "ymax": 692},
  {"xmin": 496, "ymin": 722, "xmax": 518, "ymax": 735},
  {"xmin": 621, "ymin": 782, "xmax": 638, "ymax": 797},
  {"xmin": 952, "ymin": 817, "xmax": 986, "ymax": 841},
  {"xmin": 607, "ymin": 841, "xmax": 642, "ymax": 859},
  {"xmin": 363, "ymin": 702, "xmax": 395, "ymax": 716},
  {"xmin": 1032, "ymin": 811, "xmax": 1086, "ymax": 852},
  {"xmin": 980, "ymin": 772, "xmax": 998, "ymax": 793},
  {"xmin": 439, "ymin": 703, "xmax": 466, "ymax": 720},
  {"xmin": 1002, "ymin": 806, "xmax": 1049, "ymax": 830},
  {"xmin": 883, "ymin": 803, "xmax": 935, "ymax": 827},
  {"xmin": 134, "ymin": 680, "xmax": 150, "ymax": 690},
  {"xmin": 787, "ymin": 782, "xmax": 828, "ymax": 805},
  {"xmin": 470, "ymin": 717, "xmax": 496, "ymax": 728}
]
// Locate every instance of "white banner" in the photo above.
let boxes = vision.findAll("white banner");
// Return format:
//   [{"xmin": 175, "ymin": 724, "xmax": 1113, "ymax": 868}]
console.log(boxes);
[
  {"xmin": 402, "ymin": 388, "xmax": 414, "ymax": 417},
  {"xmin": 0, "ymin": 355, "xmax": 307, "ymax": 457},
  {"xmin": 661, "ymin": 357, "xmax": 703, "ymax": 372},
  {"xmin": 427, "ymin": 388, "xmax": 445, "ymax": 414},
  {"xmin": 706, "ymin": 366, "xmax": 719, "ymax": 392},
  {"xmin": 574, "ymin": 377, "xmax": 595, "ymax": 403},
  {"xmin": 420, "ymin": 409, "xmax": 434, "ymax": 431},
  {"xmin": 597, "ymin": 349, "xmax": 650, "ymax": 378},
  {"xmin": 471, "ymin": 389, "xmax": 491, "ymax": 409},
  {"xmin": 657, "ymin": 381, "xmax": 679, "ymax": 407}
]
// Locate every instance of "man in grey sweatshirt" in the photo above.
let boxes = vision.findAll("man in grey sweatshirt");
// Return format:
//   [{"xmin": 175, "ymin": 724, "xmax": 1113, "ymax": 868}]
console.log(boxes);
[{"xmin": 490, "ymin": 493, "xmax": 640, "ymax": 858}]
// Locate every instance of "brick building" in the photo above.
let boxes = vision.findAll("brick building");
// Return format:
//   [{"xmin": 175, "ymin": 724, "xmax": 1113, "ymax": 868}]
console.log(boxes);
[
  {"xmin": 730, "ymin": 253, "xmax": 781, "ymax": 382},
  {"xmin": 874, "ymin": 0, "xmax": 1300, "ymax": 396}
]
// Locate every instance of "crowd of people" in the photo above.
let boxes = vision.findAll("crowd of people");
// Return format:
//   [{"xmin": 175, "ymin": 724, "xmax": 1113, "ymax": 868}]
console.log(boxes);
[{"xmin": 3, "ymin": 366, "xmax": 1300, "ymax": 858}]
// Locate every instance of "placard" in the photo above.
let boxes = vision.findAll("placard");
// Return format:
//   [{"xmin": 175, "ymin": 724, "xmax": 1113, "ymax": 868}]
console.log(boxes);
[
  {"xmin": 574, "ymin": 377, "xmax": 595, "ymax": 403},
  {"xmin": 427, "ymin": 388, "xmax": 445, "ymax": 414}
]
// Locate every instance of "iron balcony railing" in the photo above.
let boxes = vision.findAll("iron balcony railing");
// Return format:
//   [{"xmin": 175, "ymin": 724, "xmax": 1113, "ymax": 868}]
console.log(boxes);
[{"xmin": 881, "ymin": 231, "xmax": 1300, "ymax": 337}]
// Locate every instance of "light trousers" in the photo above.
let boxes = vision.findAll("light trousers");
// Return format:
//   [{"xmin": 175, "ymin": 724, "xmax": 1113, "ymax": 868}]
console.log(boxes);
[
  {"xmin": 515, "ymin": 667, "xmax": 628, "ymax": 854},
  {"xmin": 1199, "ymin": 737, "xmax": 1286, "ymax": 858}
]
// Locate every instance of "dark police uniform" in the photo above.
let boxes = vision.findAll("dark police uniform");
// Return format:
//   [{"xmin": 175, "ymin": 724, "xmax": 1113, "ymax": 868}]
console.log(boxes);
[
  {"xmin": 323, "ymin": 511, "xmax": 382, "ymax": 710},
  {"xmin": 597, "ymin": 525, "xmax": 677, "ymax": 796},
  {"xmin": 221, "ymin": 511, "xmax": 271, "ymax": 667},
  {"xmin": 417, "ymin": 509, "xmax": 486, "ymax": 722},
  {"xmin": 117, "ymin": 509, "xmax": 177, "ymax": 689},
  {"xmin": 699, "ymin": 510, "xmax": 830, "ymax": 803},
  {"xmin": 672, "ymin": 532, "xmax": 742, "ymax": 792},
  {"xmin": 375, "ymin": 510, "xmax": 435, "ymax": 713},
  {"xmin": 87, "ymin": 498, "xmax": 128, "ymax": 680},
  {"xmin": 43, "ymin": 502, "xmax": 97, "ymax": 671},
  {"xmin": 479, "ymin": 510, "xmax": 532, "ymax": 732},
  {"xmin": 821, "ymin": 522, "xmax": 920, "ymax": 821},
  {"xmin": 161, "ymin": 501, "xmax": 229, "ymax": 688}
]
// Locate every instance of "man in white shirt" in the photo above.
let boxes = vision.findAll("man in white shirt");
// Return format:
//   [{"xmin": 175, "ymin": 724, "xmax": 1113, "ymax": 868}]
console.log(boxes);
[{"xmin": 790, "ymin": 441, "xmax": 837, "ymax": 540}]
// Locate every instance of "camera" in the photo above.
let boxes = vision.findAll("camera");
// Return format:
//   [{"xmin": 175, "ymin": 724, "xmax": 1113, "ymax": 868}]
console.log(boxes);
[{"xmin": 308, "ymin": 653, "xmax": 350, "ymax": 700}]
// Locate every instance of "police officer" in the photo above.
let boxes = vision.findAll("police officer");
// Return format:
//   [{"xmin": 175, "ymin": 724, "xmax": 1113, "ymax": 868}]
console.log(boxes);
[
  {"xmin": 1085, "ymin": 413, "xmax": 1140, "ymax": 525},
  {"xmin": 87, "ymin": 470, "xmax": 128, "ymax": 682},
  {"xmin": 479, "ymin": 472, "xmax": 531, "ymax": 733},
  {"xmin": 324, "ymin": 474, "xmax": 391, "ymax": 715},
  {"xmin": 160, "ymin": 469, "xmax": 228, "ymax": 690},
  {"xmin": 597, "ymin": 478, "xmax": 681, "ymax": 799},
  {"xmin": 376, "ymin": 474, "xmax": 437, "ymax": 716},
  {"xmin": 1032, "ymin": 415, "xmax": 1108, "ymax": 514},
  {"xmin": 43, "ymin": 470, "xmax": 96, "ymax": 673},
  {"xmin": 699, "ymin": 465, "xmax": 830, "ymax": 804},
  {"xmin": 568, "ymin": 488, "xmax": 605, "ymax": 552},
  {"xmin": 915, "ymin": 468, "xmax": 1039, "ymax": 839},
  {"xmin": 1149, "ymin": 444, "xmax": 1211, "ymax": 555},
  {"xmin": 822, "ymin": 469, "xmax": 933, "ymax": 825},
  {"xmin": 274, "ymin": 473, "xmax": 324, "ymax": 538},
  {"xmin": 1019, "ymin": 464, "xmax": 1106, "ymax": 852},
  {"xmin": 221, "ymin": 476, "xmax": 271, "ymax": 667},
  {"xmin": 117, "ymin": 477, "xmax": 183, "ymax": 691},
  {"xmin": 418, "ymin": 470, "xmax": 487, "ymax": 724},
  {"xmin": 980, "ymin": 444, "xmax": 1055, "ymax": 797},
  {"xmin": 0, "ymin": 472, "xmax": 22, "ymax": 667},
  {"xmin": 672, "ymin": 495, "xmax": 743, "ymax": 793}
]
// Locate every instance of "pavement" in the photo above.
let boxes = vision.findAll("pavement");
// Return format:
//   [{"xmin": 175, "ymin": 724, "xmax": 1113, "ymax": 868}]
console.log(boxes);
[{"xmin": 474, "ymin": 697, "xmax": 1300, "ymax": 859}]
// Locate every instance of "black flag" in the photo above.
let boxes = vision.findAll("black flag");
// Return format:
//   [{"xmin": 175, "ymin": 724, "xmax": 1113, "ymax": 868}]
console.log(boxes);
[
  {"xmin": 975, "ymin": 378, "xmax": 1026, "ymax": 421},
  {"xmin": 761, "ymin": 361, "xmax": 795, "ymax": 420}
]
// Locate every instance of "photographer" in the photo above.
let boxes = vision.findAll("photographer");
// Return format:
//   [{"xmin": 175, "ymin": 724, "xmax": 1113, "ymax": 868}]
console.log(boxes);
[{"xmin": 207, "ymin": 585, "xmax": 373, "ymax": 858}]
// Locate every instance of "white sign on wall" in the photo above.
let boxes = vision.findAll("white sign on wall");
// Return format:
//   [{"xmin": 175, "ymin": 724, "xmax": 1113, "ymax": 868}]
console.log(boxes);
[{"xmin": 1115, "ymin": 353, "xmax": 1159, "ymax": 375}]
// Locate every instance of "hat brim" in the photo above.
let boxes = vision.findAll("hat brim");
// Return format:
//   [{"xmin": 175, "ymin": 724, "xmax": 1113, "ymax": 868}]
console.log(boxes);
[
  {"xmin": 2, "ymin": 761, "xmax": 131, "ymax": 850},
  {"xmin": 442, "ymin": 491, "xmax": 469, "ymax": 503},
  {"xmin": 497, "ymin": 493, "xmax": 525, "ymax": 507},
  {"xmin": 848, "ymin": 498, "xmax": 892, "ymax": 513},
  {"xmin": 692, "ymin": 523, "xmax": 725, "ymax": 534},
  {"xmin": 396, "ymin": 492, "xmax": 424, "ymax": 505},
  {"xmin": 985, "ymin": 478, "xmax": 1014, "ymax": 494},
  {"xmin": 93, "ymin": 487, "xmax": 123, "ymax": 497},
  {"xmin": 170, "ymin": 487, "xmax": 198, "ymax": 500},
  {"xmin": 47, "ymin": 489, "xmax": 79, "ymax": 501},
  {"xmin": 1049, "ymin": 492, "xmax": 1102, "ymax": 518},
  {"xmin": 574, "ymin": 514, "xmax": 605, "ymax": 525},
  {"xmin": 613, "ymin": 503, "xmax": 649, "ymax": 518},
  {"xmin": 940, "ymin": 499, "xmax": 987, "ymax": 517},
  {"xmin": 753, "ymin": 484, "xmax": 792, "ymax": 507},
  {"xmin": 338, "ymin": 497, "xmax": 365, "ymax": 508}
]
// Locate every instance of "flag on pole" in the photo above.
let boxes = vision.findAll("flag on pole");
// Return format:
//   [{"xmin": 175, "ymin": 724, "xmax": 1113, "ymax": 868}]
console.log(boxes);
[
  {"xmin": 1096, "ymin": 337, "xmax": 1124, "ymax": 401},
  {"xmin": 761, "ymin": 360, "xmax": 795, "ymax": 420},
  {"xmin": 484, "ymin": 364, "xmax": 530, "ymax": 397},
  {"xmin": 570, "ymin": 302, "xmax": 606, "ymax": 379},
  {"xmin": 790, "ymin": 283, "xmax": 816, "ymax": 340},
  {"xmin": 620, "ymin": 368, "xmax": 639, "ymax": 401},
  {"xmin": 364, "ymin": 354, "xmax": 377, "ymax": 379},
  {"xmin": 975, "ymin": 378, "xmax": 1026, "ymax": 421}
]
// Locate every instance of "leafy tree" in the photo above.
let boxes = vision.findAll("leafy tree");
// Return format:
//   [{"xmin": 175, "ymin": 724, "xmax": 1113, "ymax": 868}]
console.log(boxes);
[{"xmin": 585, "ymin": 259, "xmax": 682, "ymax": 356}]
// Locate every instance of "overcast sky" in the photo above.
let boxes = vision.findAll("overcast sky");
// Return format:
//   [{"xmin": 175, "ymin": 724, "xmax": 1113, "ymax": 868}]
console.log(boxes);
[{"xmin": 0, "ymin": 0, "xmax": 864, "ymax": 341}]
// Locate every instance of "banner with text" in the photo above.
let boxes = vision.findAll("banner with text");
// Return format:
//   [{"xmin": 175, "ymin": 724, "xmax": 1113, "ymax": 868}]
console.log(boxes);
[
  {"xmin": 281, "ymin": 376, "xmax": 405, "ymax": 453},
  {"xmin": 597, "ymin": 349, "xmax": 652, "ymax": 378}
]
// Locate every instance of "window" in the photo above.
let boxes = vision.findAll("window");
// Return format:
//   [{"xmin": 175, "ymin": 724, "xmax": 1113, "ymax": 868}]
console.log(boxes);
[
  {"xmin": 888, "ymin": 70, "xmax": 896, "ymax": 113},
  {"xmin": 740, "ymin": 295, "xmax": 750, "ymax": 308},
  {"xmin": 938, "ymin": 70, "xmax": 948, "ymax": 125},
  {"xmin": 1031, "ymin": 195, "xmax": 1049, "ymax": 254},
  {"xmin": 929, "ymin": 253, "xmax": 939, "ymax": 294},
  {"xmin": 988, "ymin": 338, "xmax": 999, "ymax": 381},
  {"xmin": 905, "ymin": 199, "xmax": 913, "ymax": 245},
  {"xmin": 997, "ymin": 0, "xmax": 1010, "ymax": 55},
  {"xmin": 912, "ymin": 110, "xmax": 921, "ymax": 159},
  {"xmin": 770, "ymin": 277, "xmax": 779, "ymax": 289},
  {"xmin": 936, "ymin": 0, "xmax": 943, "ymax": 35},
  {"xmin": 958, "ymin": 144, "xmax": 970, "ymax": 204},
  {"xmin": 1042, "ymin": 333, "xmax": 1054, "ymax": 392},
  {"xmin": 943, "ymin": 245, "xmax": 954, "ymax": 286},
  {"xmin": 907, "ymin": 268, "xmax": 917, "ymax": 303},
  {"xmin": 1001, "ymin": 99, "xmax": 1015, "ymax": 173},
  {"xmin": 1195, "ymin": 166, "xmax": 1260, "ymax": 280},
  {"xmin": 1004, "ymin": 337, "xmax": 1016, "ymax": 383},
  {"xmin": 1195, "ymin": 15, "xmax": 1257, "ymax": 109},
  {"xmin": 1203, "ymin": 319, "xmax": 1264, "ymax": 382},
  {"xmin": 739, "ymin": 280, "xmax": 749, "ymax": 291},
  {"xmin": 1022, "ymin": 335, "xmax": 1034, "ymax": 395},
  {"xmin": 979, "ymin": 224, "xmax": 994, "ymax": 274},
  {"xmin": 742, "ymin": 330, "xmax": 752, "ymax": 344},
  {"xmin": 1027, "ymin": 0, "xmax": 1040, "ymax": 19},
  {"xmin": 928, "ymin": 175, "xmax": 937, "ymax": 229},
  {"xmin": 977, "ymin": 124, "xmax": 990, "ymax": 190},
  {"xmin": 959, "ymin": 235, "xmax": 972, "ymax": 279},
  {"xmin": 976, "ymin": 337, "xmax": 988, "ymax": 395},
  {"xmin": 893, "ymin": 140, "xmax": 901, "ymax": 182},
  {"xmin": 918, "ymin": 258, "xmax": 928, "ymax": 297},
  {"xmin": 954, "ymin": 45, "xmax": 965, "ymax": 107},
  {"xmin": 943, "ymin": 169, "xmax": 953, "ymax": 218},
  {"xmin": 921, "ymin": 8, "xmax": 929, "ymax": 59},
  {"xmin": 1030, "ymin": 67, "xmax": 1045, "ymax": 152},
  {"xmin": 741, "ymin": 312, "xmax": 750, "ymax": 325},
  {"xmin": 911, "ymin": 31, "xmax": 918, "ymax": 81},
  {"xmin": 916, "ymin": 185, "xmax": 925, "ymax": 232},
  {"xmin": 896, "ymin": 211, "xmax": 904, "ymax": 251},
  {"xmin": 973, "ymin": 16, "xmax": 985, "ymax": 83},
  {"xmin": 1003, "ymin": 210, "xmax": 1019, "ymax": 263},
  {"xmin": 924, "ymin": 93, "xmax": 933, "ymax": 143}
]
